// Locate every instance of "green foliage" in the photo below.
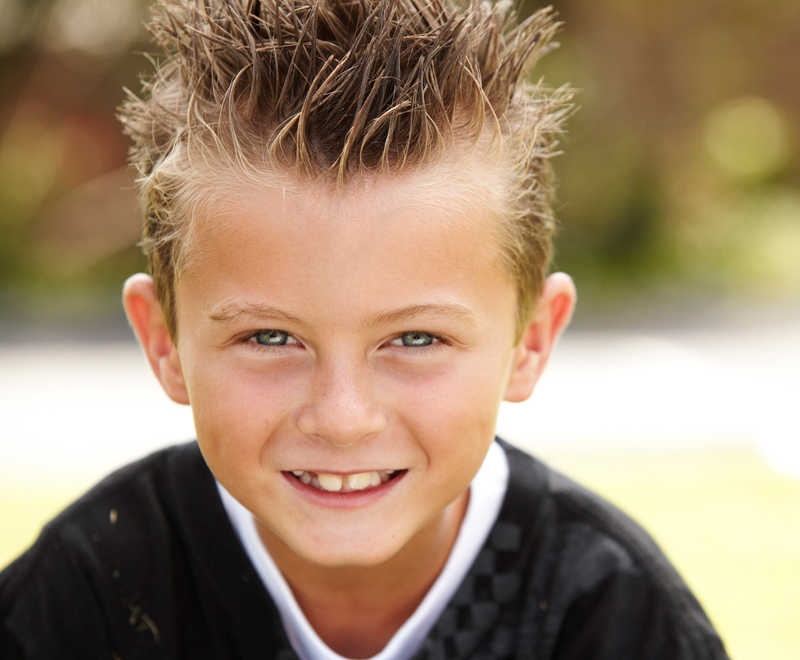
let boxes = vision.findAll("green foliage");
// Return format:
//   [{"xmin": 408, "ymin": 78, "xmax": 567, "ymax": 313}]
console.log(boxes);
[{"xmin": 1, "ymin": 0, "xmax": 799, "ymax": 311}]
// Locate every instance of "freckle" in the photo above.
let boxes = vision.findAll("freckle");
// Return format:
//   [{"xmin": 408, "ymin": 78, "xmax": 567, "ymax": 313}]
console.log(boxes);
[
  {"xmin": 539, "ymin": 599, "xmax": 548, "ymax": 610},
  {"xmin": 113, "ymin": 570, "xmax": 121, "ymax": 579},
  {"xmin": 110, "ymin": 509, "xmax": 118, "ymax": 525}
]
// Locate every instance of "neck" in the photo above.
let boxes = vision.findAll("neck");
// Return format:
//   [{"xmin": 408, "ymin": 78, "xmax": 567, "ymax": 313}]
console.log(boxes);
[{"xmin": 257, "ymin": 489, "xmax": 470, "ymax": 659}]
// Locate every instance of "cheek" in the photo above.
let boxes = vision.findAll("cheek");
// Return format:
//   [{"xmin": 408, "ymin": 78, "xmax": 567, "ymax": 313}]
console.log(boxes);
[
  {"xmin": 186, "ymin": 356, "xmax": 299, "ymax": 458},
  {"xmin": 386, "ymin": 350, "xmax": 510, "ymax": 448}
]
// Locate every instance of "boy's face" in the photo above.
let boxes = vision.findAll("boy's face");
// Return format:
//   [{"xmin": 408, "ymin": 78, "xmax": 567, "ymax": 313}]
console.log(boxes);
[{"xmin": 130, "ymin": 162, "xmax": 571, "ymax": 569}]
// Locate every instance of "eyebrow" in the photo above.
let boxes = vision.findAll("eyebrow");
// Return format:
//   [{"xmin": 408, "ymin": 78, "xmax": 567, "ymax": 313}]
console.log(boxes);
[
  {"xmin": 207, "ymin": 302, "xmax": 303, "ymax": 325},
  {"xmin": 207, "ymin": 301, "xmax": 478, "ymax": 329},
  {"xmin": 362, "ymin": 303, "xmax": 478, "ymax": 330}
]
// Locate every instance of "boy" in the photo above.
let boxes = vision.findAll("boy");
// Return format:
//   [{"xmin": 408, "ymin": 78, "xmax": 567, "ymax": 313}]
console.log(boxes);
[{"xmin": 0, "ymin": 1, "xmax": 728, "ymax": 658}]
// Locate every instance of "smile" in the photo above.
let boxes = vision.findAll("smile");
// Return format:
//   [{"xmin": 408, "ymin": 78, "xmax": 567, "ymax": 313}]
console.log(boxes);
[{"xmin": 288, "ymin": 470, "xmax": 403, "ymax": 493}]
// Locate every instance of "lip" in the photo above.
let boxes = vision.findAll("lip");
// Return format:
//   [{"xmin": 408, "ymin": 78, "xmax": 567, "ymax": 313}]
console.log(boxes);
[{"xmin": 282, "ymin": 469, "xmax": 407, "ymax": 509}]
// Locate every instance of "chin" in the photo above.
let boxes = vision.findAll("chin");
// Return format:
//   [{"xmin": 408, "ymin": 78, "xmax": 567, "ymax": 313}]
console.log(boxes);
[{"xmin": 289, "ymin": 532, "xmax": 407, "ymax": 569}]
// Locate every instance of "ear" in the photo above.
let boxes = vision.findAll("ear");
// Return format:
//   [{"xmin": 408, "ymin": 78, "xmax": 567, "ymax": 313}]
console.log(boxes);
[
  {"xmin": 122, "ymin": 273, "xmax": 190, "ymax": 405},
  {"xmin": 504, "ymin": 272, "xmax": 576, "ymax": 403}
]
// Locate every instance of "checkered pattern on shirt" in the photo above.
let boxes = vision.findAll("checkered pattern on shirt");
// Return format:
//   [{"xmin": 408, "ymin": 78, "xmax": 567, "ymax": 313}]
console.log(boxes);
[{"xmin": 412, "ymin": 521, "xmax": 524, "ymax": 660}]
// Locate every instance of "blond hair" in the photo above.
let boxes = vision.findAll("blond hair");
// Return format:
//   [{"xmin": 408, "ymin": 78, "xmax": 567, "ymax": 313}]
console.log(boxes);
[{"xmin": 119, "ymin": 0, "xmax": 572, "ymax": 340}]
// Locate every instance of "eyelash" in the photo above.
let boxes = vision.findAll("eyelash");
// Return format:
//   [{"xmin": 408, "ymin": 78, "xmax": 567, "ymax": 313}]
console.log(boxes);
[
  {"xmin": 238, "ymin": 330, "xmax": 449, "ymax": 354},
  {"xmin": 240, "ymin": 330, "xmax": 302, "ymax": 353},
  {"xmin": 387, "ymin": 331, "xmax": 448, "ymax": 353}
]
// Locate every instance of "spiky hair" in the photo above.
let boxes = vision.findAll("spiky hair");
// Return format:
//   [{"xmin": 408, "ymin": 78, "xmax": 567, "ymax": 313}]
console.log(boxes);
[{"xmin": 119, "ymin": 0, "xmax": 572, "ymax": 339}]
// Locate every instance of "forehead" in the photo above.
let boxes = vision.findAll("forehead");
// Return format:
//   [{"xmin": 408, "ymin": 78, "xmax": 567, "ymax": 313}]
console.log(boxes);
[
  {"xmin": 177, "ymin": 158, "xmax": 516, "ymax": 330},
  {"xmin": 197, "ymin": 151, "xmax": 506, "ymax": 225}
]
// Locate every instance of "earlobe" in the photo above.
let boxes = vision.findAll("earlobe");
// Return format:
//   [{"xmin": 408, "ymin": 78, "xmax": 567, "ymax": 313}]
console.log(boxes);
[
  {"xmin": 122, "ymin": 274, "xmax": 190, "ymax": 405},
  {"xmin": 504, "ymin": 272, "xmax": 576, "ymax": 403}
]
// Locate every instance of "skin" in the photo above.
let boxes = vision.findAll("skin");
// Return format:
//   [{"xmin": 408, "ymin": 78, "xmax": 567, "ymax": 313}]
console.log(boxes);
[{"xmin": 124, "ymin": 160, "xmax": 575, "ymax": 657}]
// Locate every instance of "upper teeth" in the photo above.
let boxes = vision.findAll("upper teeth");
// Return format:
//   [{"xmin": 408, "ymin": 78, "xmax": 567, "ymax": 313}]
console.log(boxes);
[
  {"xmin": 290, "ymin": 470, "xmax": 397, "ymax": 492},
  {"xmin": 318, "ymin": 473, "xmax": 343, "ymax": 491}
]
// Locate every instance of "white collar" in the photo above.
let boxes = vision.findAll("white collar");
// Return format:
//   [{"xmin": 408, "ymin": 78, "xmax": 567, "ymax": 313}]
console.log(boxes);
[{"xmin": 217, "ymin": 440, "xmax": 509, "ymax": 660}]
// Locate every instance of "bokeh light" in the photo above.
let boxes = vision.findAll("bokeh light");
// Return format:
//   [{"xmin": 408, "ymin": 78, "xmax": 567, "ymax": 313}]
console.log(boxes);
[
  {"xmin": 41, "ymin": 0, "xmax": 147, "ymax": 56},
  {"xmin": 704, "ymin": 97, "xmax": 793, "ymax": 182}
]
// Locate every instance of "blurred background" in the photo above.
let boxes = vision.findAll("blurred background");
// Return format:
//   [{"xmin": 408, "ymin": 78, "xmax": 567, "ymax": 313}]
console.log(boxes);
[{"xmin": 0, "ymin": 0, "xmax": 798, "ymax": 657}]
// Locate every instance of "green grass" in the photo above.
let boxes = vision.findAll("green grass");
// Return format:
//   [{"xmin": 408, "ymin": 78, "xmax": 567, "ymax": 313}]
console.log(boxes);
[
  {"xmin": 0, "ymin": 484, "xmax": 87, "ymax": 569},
  {"xmin": 2, "ymin": 449, "xmax": 799, "ymax": 658}
]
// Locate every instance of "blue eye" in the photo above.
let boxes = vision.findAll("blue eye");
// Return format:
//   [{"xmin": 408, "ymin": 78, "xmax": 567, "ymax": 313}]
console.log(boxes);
[
  {"xmin": 254, "ymin": 330, "xmax": 291, "ymax": 346},
  {"xmin": 398, "ymin": 331, "xmax": 436, "ymax": 347}
]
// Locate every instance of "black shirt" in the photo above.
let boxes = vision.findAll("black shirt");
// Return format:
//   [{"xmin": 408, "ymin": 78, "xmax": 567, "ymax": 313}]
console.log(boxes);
[{"xmin": 0, "ymin": 440, "xmax": 729, "ymax": 659}]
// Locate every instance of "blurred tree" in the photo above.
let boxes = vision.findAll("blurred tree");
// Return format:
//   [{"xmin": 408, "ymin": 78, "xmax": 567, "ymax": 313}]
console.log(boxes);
[
  {"xmin": 1, "ymin": 0, "xmax": 798, "ymax": 319},
  {"xmin": 522, "ymin": 0, "xmax": 800, "ymax": 303},
  {"xmin": 0, "ymin": 0, "xmax": 151, "ymax": 318}
]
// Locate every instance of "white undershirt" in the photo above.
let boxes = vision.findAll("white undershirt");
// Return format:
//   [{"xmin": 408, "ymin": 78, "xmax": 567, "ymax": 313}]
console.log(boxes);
[{"xmin": 217, "ymin": 441, "xmax": 509, "ymax": 660}]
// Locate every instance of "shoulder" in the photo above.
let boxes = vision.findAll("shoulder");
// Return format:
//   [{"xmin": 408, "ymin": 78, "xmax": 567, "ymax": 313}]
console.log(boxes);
[
  {"xmin": 0, "ymin": 442, "xmax": 208, "ymax": 657},
  {"xmin": 1, "ymin": 441, "xmax": 204, "ymax": 588},
  {"xmin": 495, "ymin": 439, "xmax": 729, "ymax": 660}
]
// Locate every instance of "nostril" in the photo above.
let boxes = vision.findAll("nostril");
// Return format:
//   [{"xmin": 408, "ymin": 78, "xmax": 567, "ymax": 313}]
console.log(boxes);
[{"xmin": 295, "ymin": 402, "xmax": 388, "ymax": 447}]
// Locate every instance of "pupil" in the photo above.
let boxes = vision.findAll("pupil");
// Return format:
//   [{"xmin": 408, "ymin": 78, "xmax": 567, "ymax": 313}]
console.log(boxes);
[
  {"xmin": 403, "ymin": 332, "xmax": 433, "ymax": 347},
  {"xmin": 256, "ymin": 330, "xmax": 288, "ymax": 346}
]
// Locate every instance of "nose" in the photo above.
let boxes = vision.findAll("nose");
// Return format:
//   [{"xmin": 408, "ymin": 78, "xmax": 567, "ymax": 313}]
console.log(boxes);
[{"xmin": 295, "ymin": 356, "xmax": 388, "ymax": 448}]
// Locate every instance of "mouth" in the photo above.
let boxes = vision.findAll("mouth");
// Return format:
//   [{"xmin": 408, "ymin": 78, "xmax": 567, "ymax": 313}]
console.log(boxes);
[{"xmin": 286, "ymin": 469, "xmax": 404, "ymax": 493}]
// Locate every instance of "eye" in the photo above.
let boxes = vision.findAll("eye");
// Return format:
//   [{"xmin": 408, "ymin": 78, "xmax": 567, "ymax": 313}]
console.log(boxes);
[
  {"xmin": 391, "ymin": 331, "xmax": 438, "ymax": 348},
  {"xmin": 252, "ymin": 330, "xmax": 295, "ymax": 346}
]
